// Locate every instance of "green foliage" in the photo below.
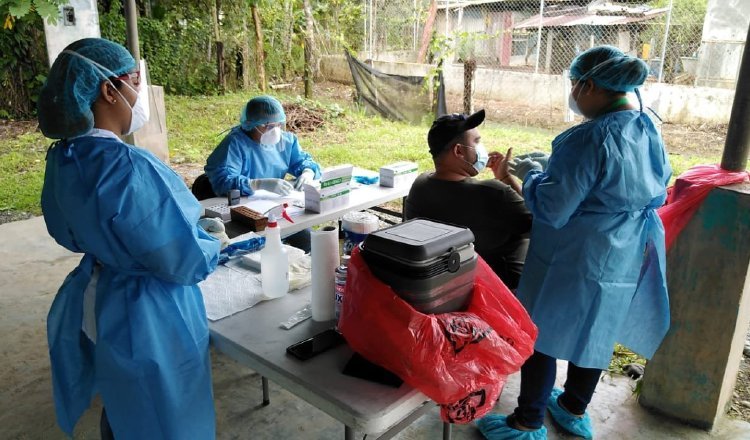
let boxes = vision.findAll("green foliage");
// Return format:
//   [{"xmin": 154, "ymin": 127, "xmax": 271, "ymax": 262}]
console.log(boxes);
[
  {"xmin": 99, "ymin": 5, "xmax": 220, "ymax": 95},
  {"xmin": 0, "ymin": 5, "xmax": 48, "ymax": 118},
  {"xmin": 3, "ymin": 0, "xmax": 63, "ymax": 22}
]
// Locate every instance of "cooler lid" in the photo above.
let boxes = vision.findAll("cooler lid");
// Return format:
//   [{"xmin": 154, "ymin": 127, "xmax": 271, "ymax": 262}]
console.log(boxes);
[{"xmin": 363, "ymin": 218, "xmax": 475, "ymax": 262}]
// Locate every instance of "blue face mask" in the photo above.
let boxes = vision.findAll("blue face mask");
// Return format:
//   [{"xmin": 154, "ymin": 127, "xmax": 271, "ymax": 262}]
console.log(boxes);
[{"xmin": 463, "ymin": 143, "xmax": 488, "ymax": 173}]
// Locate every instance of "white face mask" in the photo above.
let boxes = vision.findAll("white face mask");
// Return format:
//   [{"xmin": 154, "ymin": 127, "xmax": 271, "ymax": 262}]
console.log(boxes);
[
  {"xmin": 259, "ymin": 126, "xmax": 282, "ymax": 146},
  {"xmin": 568, "ymin": 83, "xmax": 583, "ymax": 116},
  {"xmin": 113, "ymin": 81, "xmax": 149, "ymax": 135}
]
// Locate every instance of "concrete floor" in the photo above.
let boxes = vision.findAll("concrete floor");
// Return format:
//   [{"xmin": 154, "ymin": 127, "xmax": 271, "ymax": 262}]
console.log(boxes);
[{"xmin": 2, "ymin": 216, "xmax": 750, "ymax": 439}]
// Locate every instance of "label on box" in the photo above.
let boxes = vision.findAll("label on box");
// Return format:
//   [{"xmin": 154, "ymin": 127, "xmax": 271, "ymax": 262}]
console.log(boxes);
[
  {"xmin": 304, "ymin": 164, "xmax": 354, "ymax": 213},
  {"xmin": 380, "ymin": 161, "xmax": 418, "ymax": 188}
]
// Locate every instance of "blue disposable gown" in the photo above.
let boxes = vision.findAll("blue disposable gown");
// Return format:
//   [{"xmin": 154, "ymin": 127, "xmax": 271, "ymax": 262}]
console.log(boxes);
[
  {"xmin": 518, "ymin": 110, "xmax": 672, "ymax": 370},
  {"xmin": 42, "ymin": 131, "xmax": 220, "ymax": 439},
  {"xmin": 204, "ymin": 127, "xmax": 321, "ymax": 196}
]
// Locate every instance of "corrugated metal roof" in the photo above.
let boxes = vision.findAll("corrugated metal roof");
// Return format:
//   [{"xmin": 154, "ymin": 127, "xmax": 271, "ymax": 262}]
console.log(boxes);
[{"xmin": 514, "ymin": 7, "xmax": 668, "ymax": 29}]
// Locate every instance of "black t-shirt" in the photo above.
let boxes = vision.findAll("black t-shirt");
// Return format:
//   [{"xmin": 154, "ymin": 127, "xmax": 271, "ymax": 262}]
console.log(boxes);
[{"xmin": 404, "ymin": 172, "xmax": 532, "ymax": 289}]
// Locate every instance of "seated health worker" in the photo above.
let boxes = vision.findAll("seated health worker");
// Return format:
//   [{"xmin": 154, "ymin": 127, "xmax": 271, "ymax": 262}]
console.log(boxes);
[
  {"xmin": 38, "ymin": 38, "xmax": 220, "ymax": 439},
  {"xmin": 477, "ymin": 46, "xmax": 672, "ymax": 440},
  {"xmin": 404, "ymin": 109, "xmax": 532, "ymax": 289},
  {"xmin": 204, "ymin": 95, "xmax": 321, "ymax": 252}
]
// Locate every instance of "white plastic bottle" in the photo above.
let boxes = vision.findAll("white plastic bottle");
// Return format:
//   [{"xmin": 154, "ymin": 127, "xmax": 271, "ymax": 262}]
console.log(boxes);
[{"xmin": 261, "ymin": 213, "xmax": 289, "ymax": 299}]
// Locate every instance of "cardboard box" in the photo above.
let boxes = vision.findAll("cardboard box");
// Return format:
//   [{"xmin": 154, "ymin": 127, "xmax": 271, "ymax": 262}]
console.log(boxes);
[
  {"xmin": 303, "ymin": 164, "xmax": 354, "ymax": 213},
  {"xmin": 380, "ymin": 161, "xmax": 418, "ymax": 187}
]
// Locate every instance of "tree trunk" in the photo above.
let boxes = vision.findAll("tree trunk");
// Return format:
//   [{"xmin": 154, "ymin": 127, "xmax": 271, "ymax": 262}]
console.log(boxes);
[
  {"xmin": 463, "ymin": 58, "xmax": 476, "ymax": 115},
  {"xmin": 251, "ymin": 4, "xmax": 267, "ymax": 92},
  {"xmin": 282, "ymin": 0, "xmax": 294, "ymax": 79},
  {"xmin": 214, "ymin": 0, "xmax": 225, "ymax": 91},
  {"xmin": 242, "ymin": 13, "xmax": 250, "ymax": 89},
  {"xmin": 304, "ymin": 38, "xmax": 313, "ymax": 98},
  {"xmin": 417, "ymin": 0, "xmax": 437, "ymax": 63},
  {"xmin": 302, "ymin": 0, "xmax": 317, "ymax": 79}
]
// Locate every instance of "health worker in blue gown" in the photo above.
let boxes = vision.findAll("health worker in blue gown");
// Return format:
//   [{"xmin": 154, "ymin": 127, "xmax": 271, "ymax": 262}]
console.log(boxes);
[
  {"xmin": 38, "ymin": 38, "xmax": 220, "ymax": 439},
  {"xmin": 477, "ymin": 46, "xmax": 672, "ymax": 440},
  {"xmin": 205, "ymin": 95, "xmax": 321, "ymax": 252}
]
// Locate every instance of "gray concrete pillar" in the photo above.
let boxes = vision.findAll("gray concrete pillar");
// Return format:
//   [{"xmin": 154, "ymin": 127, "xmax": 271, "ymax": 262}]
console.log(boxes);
[{"xmin": 640, "ymin": 184, "xmax": 750, "ymax": 429}]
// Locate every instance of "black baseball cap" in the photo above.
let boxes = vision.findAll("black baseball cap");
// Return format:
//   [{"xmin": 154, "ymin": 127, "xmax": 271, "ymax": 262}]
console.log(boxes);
[{"xmin": 427, "ymin": 109, "xmax": 485, "ymax": 156}]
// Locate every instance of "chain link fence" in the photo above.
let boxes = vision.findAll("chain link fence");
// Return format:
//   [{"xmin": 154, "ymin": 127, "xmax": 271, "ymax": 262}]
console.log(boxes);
[{"xmin": 335, "ymin": 0, "xmax": 743, "ymax": 91}]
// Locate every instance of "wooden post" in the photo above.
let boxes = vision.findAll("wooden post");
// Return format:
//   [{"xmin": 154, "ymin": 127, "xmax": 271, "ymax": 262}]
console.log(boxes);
[
  {"xmin": 463, "ymin": 59, "xmax": 476, "ymax": 115},
  {"xmin": 302, "ymin": 0, "xmax": 317, "ymax": 80},
  {"xmin": 417, "ymin": 0, "xmax": 438, "ymax": 64}
]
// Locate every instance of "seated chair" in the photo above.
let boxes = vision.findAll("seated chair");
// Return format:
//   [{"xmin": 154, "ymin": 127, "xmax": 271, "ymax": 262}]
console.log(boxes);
[{"xmin": 192, "ymin": 173, "xmax": 217, "ymax": 201}]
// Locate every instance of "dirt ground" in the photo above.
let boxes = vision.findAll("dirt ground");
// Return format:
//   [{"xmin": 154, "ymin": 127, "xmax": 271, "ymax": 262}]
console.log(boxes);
[{"xmin": 1, "ymin": 81, "xmax": 748, "ymax": 431}]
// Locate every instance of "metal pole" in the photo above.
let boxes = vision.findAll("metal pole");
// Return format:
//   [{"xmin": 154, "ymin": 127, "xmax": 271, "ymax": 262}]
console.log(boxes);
[
  {"xmin": 534, "ymin": 0, "xmax": 545, "ymax": 74},
  {"xmin": 657, "ymin": 0, "xmax": 673, "ymax": 83},
  {"xmin": 413, "ymin": 0, "xmax": 418, "ymax": 51},
  {"xmin": 720, "ymin": 23, "xmax": 750, "ymax": 171},
  {"xmin": 124, "ymin": 0, "xmax": 140, "ymax": 61},
  {"xmin": 363, "ymin": 0, "xmax": 367, "ymax": 56}
]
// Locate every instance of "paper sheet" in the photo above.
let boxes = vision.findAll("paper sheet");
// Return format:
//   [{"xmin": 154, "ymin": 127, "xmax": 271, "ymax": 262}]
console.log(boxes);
[{"xmin": 199, "ymin": 263, "xmax": 264, "ymax": 321}]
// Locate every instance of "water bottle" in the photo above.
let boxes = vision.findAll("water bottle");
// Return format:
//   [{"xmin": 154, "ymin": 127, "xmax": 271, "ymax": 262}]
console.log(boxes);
[
  {"xmin": 261, "ymin": 213, "xmax": 289, "ymax": 299},
  {"xmin": 334, "ymin": 254, "xmax": 351, "ymax": 325}
]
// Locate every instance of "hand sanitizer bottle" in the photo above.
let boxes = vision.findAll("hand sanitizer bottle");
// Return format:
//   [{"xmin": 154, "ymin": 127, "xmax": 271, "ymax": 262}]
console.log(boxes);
[{"xmin": 261, "ymin": 213, "xmax": 289, "ymax": 299}]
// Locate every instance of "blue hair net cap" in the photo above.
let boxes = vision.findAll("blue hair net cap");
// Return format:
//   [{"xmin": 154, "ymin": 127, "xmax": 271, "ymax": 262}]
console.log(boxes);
[
  {"xmin": 240, "ymin": 95, "xmax": 287, "ymax": 131},
  {"xmin": 569, "ymin": 45, "xmax": 649, "ymax": 93},
  {"xmin": 38, "ymin": 38, "xmax": 136, "ymax": 139}
]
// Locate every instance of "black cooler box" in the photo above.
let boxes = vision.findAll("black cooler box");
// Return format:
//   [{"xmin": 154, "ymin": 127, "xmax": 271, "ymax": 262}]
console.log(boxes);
[{"xmin": 360, "ymin": 218, "xmax": 477, "ymax": 313}]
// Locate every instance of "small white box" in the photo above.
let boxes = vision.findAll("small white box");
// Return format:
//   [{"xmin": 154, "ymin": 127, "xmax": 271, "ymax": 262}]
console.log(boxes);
[
  {"xmin": 380, "ymin": 161, "xmax": 418, "ymax": 187},
  {"xmin": 303, "ymin": 164, "xmax": 354, "ymax": 213}
]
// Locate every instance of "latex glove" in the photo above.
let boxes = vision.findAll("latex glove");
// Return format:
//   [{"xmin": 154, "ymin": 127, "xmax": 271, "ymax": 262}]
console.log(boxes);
[
  {"xmin": 294, "ymin": 169, "xmax": 315, "ymax": 190},
  {"xmin": 509, "ymin": 158, "xmax": 543, "ymax": 179},
  {"xmin": 248, "ymin": 178, "xmax": 294, "ymax": 196},
  {"xmin": 198, "ymin": 218, "xmax": 230, "ymax": 250},
  {"xmin": 514, "ymin": 151, "xmax": 550, "ymax": 170}
]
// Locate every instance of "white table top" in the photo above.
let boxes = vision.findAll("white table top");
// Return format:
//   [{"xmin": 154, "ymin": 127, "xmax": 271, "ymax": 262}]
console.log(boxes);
[
  {"xmin": 199, "ymin": 174, "xmax": 411, "ymax": 239},
  {"xmin": 209, "ymin": 288, "xmax": 429, "ymax": 434}
]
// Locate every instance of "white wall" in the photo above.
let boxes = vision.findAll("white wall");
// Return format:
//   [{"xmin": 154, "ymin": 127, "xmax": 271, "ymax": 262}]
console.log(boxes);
[
  {"xmin": 43, "ymin": 0, "xmax": 101, "ymax": 66},
  {"xmin": 320, "ymin": 55, "xmax": 735, "ymax": 125}
]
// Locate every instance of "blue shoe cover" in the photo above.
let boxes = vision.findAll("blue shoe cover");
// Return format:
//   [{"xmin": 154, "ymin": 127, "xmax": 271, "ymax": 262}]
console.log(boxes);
[
  {"xmin": 476, "ymin": 414, "xmax": 548, "ymax": 440},
  {"xmin": 546, "ymin": 388, "xmax": 594, "ymax": 439}
]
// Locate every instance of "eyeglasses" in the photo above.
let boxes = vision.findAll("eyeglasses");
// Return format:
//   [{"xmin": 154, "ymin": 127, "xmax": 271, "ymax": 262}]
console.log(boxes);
[
  {"xmin": 260, "ymin": 122, "xmax": 283, "ymax": 130},
  {"xmin": 114, "ymin": 70, "xmax": 141, "ymax": 86}
]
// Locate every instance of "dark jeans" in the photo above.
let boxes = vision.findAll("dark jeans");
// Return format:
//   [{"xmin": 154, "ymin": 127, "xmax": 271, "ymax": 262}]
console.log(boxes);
[
  {"xmin": 513, "ymin": 350, "xmax": 602, "ymax": 429},
  {"xmin": 283, "ymin": 228, "xmax": 311, "ymax": 253}
]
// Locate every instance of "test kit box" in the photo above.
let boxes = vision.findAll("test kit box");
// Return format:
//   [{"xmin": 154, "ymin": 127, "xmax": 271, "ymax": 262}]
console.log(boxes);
[
  {"xmin": 303, "ymin": 164, "xmax": 354, "ymax": 213},
  {"xmin": 379, "ymin": 161, "xmax": 418, "ymax": 187}
]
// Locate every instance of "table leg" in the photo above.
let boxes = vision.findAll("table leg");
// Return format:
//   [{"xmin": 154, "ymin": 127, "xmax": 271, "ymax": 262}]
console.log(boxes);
[
  {"xmin": 261, "ymin": 376, "xmax": 270, "ymax": 406},
  {"xmin": 442, "ymin": 422, "xmax": 452, "ymax": 440},
  {"xmin": 344, "ymin": 425, "xmax": 355, "ymax": 440}
]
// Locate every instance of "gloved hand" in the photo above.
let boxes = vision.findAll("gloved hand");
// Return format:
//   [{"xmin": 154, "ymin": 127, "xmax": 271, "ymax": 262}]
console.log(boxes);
[
  {"xmin": 198, "ymin": 217, "xmax": 230, "ymax": 250},
  {"xmin": 294, "ymin": 169, "xmax": 315, "ymax": 190},
  {"xmin": 248, "ymin": 178, "xmax": 294, "ymax": 196},
  {"xmin": 514, "ymin": 151, "xmax": 550, "ymax": 170},
  {"xmin": 509, "ymin": 158, "xmax": 543, "ymax": 180}
]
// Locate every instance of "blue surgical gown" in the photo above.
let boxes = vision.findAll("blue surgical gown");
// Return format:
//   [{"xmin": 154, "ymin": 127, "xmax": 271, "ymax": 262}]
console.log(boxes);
[
  {"xmin": 204, "ymin": 127, "xmax": 321, "ymax": 196},
  {"xmin": 42, "ymin": 132, "xmax": 220, "ymax": 438},
  {"xmin": 518, "ymin": 110, "xmax": 672, "ymax": 370}
]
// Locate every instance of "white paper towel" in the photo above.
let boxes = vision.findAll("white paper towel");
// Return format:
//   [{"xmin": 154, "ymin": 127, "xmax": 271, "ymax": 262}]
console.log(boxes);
[{"xmin": 311, "ymin": 225, "xmax": 339, "ymax": 321}]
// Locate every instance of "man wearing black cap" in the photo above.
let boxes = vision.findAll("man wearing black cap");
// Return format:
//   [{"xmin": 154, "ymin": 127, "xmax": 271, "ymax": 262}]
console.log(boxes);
[{"xmin": 404, "ymin": 109, "xmax": 532, "ymax": 289}]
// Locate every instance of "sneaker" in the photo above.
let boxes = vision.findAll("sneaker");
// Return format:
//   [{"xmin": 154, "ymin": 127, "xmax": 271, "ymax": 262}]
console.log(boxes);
[
  {"xmin": 546, "ymin": 388, "xmax": 594, "ymax": 439},
  {"xmin": 476, "ymin": 413, "xmax": 548, "ymax": 440}
]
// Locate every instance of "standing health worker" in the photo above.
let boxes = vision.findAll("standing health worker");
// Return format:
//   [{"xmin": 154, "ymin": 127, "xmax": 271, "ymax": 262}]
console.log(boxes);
[
  {"xmin": 477, "ymin": 46, "xmax": 672, "ymax": 439},
  {"xmin": 38, "ymin": 38, "xmax": 220, "ymax": 439}
]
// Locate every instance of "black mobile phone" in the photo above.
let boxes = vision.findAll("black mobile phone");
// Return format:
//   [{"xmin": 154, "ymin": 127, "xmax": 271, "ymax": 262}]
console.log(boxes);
[{"xmin": 286, "ymin": 329, "xmax": 345, "ymax": 361}]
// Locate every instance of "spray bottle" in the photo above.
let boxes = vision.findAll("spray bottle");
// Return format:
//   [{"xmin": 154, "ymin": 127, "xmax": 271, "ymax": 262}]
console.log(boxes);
[{"xmin": 261, "ymin": 213, "xmax": 289, "ymax": 299}]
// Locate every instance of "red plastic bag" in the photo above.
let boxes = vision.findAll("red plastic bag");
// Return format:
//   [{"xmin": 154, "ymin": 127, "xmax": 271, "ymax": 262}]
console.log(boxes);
[
  {"xmin": 338, "ymin": 247, "xmax": 537, "ymax": 424},
  {"xmin": 658, "ymin": 164, "xmax": 749, "ymax": 249}
]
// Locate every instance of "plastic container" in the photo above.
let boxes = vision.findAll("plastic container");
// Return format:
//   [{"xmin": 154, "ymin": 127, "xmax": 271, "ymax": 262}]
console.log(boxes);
[
  {"xmin": 261, "ymin": 214, "xmax": 289, "ymax": 299},
  {"xmin": 334, "ymin": 255, "xmax": 351, "ymax": 325},
  {"xmin": 361, "ymin": 218, "xmax": 476, "ymax": 313}
]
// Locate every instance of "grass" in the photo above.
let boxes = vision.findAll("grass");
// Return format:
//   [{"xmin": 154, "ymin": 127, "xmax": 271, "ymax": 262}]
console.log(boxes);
[{"xmin": 0, "ymin": 91, "xmax": 724, "ymax": 216}]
